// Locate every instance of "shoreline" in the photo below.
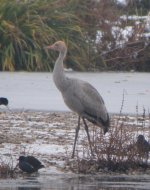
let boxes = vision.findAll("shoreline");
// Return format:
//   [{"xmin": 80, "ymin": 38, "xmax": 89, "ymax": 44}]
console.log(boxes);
[{"xmin": 0, "ymin": 108, "xmax": 146, "ymax": 117}]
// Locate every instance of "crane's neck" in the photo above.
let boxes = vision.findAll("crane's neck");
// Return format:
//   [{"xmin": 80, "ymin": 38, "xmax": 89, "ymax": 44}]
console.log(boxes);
[{"xmin": 53, "ymin": 50, "xmax": 68, "ymax": 92}]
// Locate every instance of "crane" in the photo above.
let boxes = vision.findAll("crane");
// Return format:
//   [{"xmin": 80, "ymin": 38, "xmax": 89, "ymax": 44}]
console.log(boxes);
[{"xmin": 46, "ymin": 41, "xmax": 110, "ymax": 158}]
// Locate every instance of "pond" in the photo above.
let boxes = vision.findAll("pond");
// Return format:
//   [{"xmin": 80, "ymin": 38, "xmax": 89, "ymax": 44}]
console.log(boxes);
[{"xmin": 1, "ymin": 173, "xmax": 150, "ymax": 190}]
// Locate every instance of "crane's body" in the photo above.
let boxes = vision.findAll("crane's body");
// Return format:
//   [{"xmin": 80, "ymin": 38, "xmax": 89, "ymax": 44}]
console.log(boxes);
[
  {"xmin": 59, "ymin": 77, "xmax": 109, "ymax": 128},
  {"xmin": 46, "ymin": 41, "xmax": 110, "ymax": 158}
]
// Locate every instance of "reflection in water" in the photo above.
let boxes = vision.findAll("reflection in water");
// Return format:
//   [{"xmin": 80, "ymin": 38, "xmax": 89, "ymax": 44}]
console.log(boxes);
[
  {"xmin": 17, "ymin": 176, "xmax": 41, "ymax": 190},
  {"xmin": 1, "ymin": 174, "xmax": 150, "ymax": 190},
  {"xmin": 18, "ymin": 188, "xmax": 40, "ymax": 190}
]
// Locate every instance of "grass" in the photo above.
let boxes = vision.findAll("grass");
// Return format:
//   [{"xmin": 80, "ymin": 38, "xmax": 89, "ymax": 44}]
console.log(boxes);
[
  {"xmin": 0, "ymin": 0, "xmax": 87, "ymax": 71},
  {"xmin": 0, "ymin": 155, "xmax": 15, "ymax": 178},
  {"xmin": 0, "ymin": 0, "xmax": 150, "ymax": 72}
]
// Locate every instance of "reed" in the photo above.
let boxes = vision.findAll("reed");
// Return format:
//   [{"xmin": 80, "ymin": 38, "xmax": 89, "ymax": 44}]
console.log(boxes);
[{"xmin": 0, "ymin": 0, "xmax": 86, "ymax": 71}]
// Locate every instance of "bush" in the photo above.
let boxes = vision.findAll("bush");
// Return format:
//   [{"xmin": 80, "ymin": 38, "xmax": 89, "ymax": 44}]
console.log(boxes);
[
  {"xmin": 0, "ymin": 0, "xmax": 150, "ymax": 71},
  {"xmin": 0, "ymin": 155, "xmax": 15, "ymax": 178},
  {"xmin": 0, "ymin": 0, "xmax": 86, "ymax": 71},
  {"xmin": 67, "ymin": 111, "xmax": 150, "ymax": 174}
]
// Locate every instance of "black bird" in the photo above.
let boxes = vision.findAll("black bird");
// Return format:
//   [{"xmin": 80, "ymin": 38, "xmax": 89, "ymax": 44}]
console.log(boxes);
[
  {"xmin": 0, "ymin": 97, "xmax": 8, "ymax": 106},
  {"xmin": 18, "ymin": 156, "xmax": 44, "ymax": 173},
  {"xmin": 136, "ymin": 135, "xmax": 150, "ymax": 161}
]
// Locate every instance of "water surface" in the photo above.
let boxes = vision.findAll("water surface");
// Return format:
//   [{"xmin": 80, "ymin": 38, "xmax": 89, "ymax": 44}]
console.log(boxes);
[
  {"xmin": 1, "ymin": 174, "xmax": 150, "ymax": 190},
  {"xmin": 0, "ymin": 71, "xmax": 149, "ymax": 114}
]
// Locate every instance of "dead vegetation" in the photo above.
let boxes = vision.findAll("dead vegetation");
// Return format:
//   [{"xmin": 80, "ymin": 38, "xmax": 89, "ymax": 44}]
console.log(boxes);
[
  {"xmin": 67, "ymin": 110, "xmax": 150, "ymax": 174},
  {"xmin": 0, "ymin": 109, "xmax": 150, "ymax": 176},
  {"xmin": 0, "ymin": 155, "xmax": 15, "ymax": 178}
]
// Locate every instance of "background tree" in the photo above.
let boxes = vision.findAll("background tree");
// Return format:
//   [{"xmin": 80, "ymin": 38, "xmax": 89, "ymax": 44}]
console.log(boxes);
[{"xmin": 0, "ymin": 0, "xmax": 150, "ymax": 71}]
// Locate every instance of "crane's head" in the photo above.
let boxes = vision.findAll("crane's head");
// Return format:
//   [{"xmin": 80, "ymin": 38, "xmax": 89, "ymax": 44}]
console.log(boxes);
[{"xmin": 45, "ymin": 41, "xmax": 67, "ymax": 53}]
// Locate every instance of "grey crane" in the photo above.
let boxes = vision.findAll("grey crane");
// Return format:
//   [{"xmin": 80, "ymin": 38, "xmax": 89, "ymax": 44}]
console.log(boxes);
[{"xmin": 46, "ymin": 41, "xmax": 110, "ymax": 158}]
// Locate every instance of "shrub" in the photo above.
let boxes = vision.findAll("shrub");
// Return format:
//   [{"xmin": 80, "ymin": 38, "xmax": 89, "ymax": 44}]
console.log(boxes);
[
  {"xmin": 67, "ymin": 111, "xmax": 150, "ymax": 174},
  {"xmin": 0, "ymin": 0, "xmax": 86, "ymax": 71},
  {"xmin": 0, "ymin": 155, "xmax": 15, "ymax": 178}
]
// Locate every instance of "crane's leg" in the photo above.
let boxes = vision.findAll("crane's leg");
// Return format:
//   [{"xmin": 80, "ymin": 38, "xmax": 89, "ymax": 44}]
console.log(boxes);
[
  {"xmin": 72, "ymin": 116, "xmax": 81, "ymax": 158},
  {"xmin": 82, "ymin": 118, "xmax": 94, "ymax": 156}
]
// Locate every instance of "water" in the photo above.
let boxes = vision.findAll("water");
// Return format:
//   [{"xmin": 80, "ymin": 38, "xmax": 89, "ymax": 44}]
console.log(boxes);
[
  {"xmin": 0, "ymin": 71, "xmax": 150, "ymax": 114},
  {"xmin": 1, "ymin": 174, "xmax": 150, "ymax": 189}
]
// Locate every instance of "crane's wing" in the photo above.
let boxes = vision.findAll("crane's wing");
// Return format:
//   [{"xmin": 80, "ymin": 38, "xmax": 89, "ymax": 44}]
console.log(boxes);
[
  {"xmin": 63, "ymin": 78, "xmax": 109, "ymax": 124},
  {"xmin": 79, "ymin": 81, "xmax": 108, "ymax": 121}
]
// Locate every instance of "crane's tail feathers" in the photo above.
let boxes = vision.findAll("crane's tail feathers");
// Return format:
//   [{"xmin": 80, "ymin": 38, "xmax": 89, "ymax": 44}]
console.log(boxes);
[{"xmin": 84, "ymin": 112, "xmax": 110, "ymax": 134}]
